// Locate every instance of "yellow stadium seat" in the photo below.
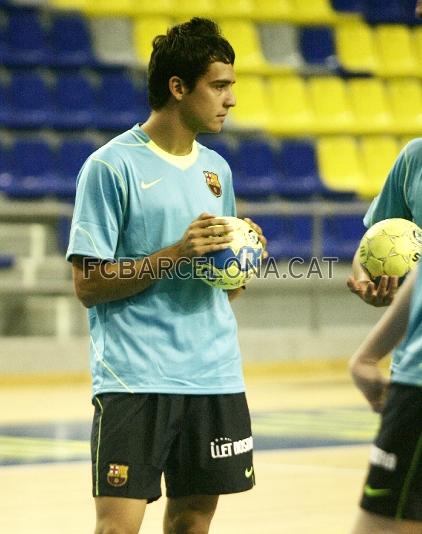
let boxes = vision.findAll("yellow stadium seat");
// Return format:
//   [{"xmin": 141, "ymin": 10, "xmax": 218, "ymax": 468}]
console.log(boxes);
[
  {"xmin": 317, "ymin": 136, "xmax": 363, "ymax": 193},
  {"xmin": 252, "ymin": 0, "xmax": 292, "ymax": 21},
  {"xmin": 308, "ymin": 77, "xmax": 354, "ymax": 134},
  {"xmin": 387, "ymin": 79, "xmax": 422, "ymax": 135},
  {"xmin": 133, "ymin": 17, "xmax": 173, "ymax": 66},
  {"xmin": 358, "ymin": 136, "xmax": 399, "ymax": 198},
  {"xmin": 412, "ymin": 27, "xmax": 422, "ymax": 76},
  {"xmin": 49, "ymin": 0, "xmax": 88, "ymax": 10},
  {"xmin": 173, "ymin": 0, "xmax": 214, "ymax": 18},
  {"xmin": 267, "ymin": 75, "xmax": 315, "ymax": 135},
  {"xmin": 214, "ymin": 0, "xmax": 254, "ymax": 18},
  {"xmin": 289, "ymin": 0, "xmax": 338, "ymax": 24},
  {"xmin": 374, "ymin": 25, "xmax": 419, "ymax": 77},
  {"xmin": 230, "ymin": 75, "xmax": 271, "ymax": 129},
  {"xmin": 335, "ymin": 20, "xmax": 378, "ymax": 74},
  {"xmin": 81, "ymin": 0, "xmax": 171, "ymax": 17},
  {"xmin": 219, "ymin": 20, "xmax": 269, "ymax": 74},
  {"xmin": 348, "ymin": 78, "xmax": 393, "ymax": 134}
]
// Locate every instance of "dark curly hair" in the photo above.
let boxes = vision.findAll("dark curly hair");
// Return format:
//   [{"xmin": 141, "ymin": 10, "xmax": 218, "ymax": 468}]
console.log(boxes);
[{"xmin": 148, "ymin": 18, "xmax": 235, "ymax": 110}]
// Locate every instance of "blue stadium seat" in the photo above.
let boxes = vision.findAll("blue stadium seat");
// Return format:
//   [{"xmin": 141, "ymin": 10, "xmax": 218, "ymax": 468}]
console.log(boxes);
[
  {"xmin": 362, "ymin": 0, "xmax": 417, "ymax": 24},
  {"xmin": 330, "ymin": 0, "xmax": 363, "ymax": 12},
  {"xmin": 96, "ymin": 72, "xmax": 147, "ymax": 130},
  {"xmin": 251, "ymin": 215, "xmax": 313, "ymax": 261},
  {"xmin": 234, "ymin": 139, "xmax": 280, "ymax": 199},
  {"xmin": 3, "ymin": 10, "xmax": 51, "ymax": 66},
  {"xmin": 0, "ymin": 254, "xmax": 14, "ymax": 269},
  {"xmin": 5, "ymin": 71, "xmax": 53, "ymax": 128},
  {"xmin": 55, "ymin": 138, "xmax": 96, "ymax": 198},
  {"xmin": 52, "ymin": 73, "xmax": 97, "ymax": 129},
  {"xmin": 323, "ymin": 215, "xmax": 366, "ymax": 260},
  {"xmin": 5, "ymin": 139, "xmax": 57, "ymax": 198},
  {"xmin": 50, "ymin": 14, "xmax": 96, "ymax": 67},
  {"xmin": 299, "ymin": 27, "xmax": 337, "ymax": 69},
  {"xmin": 278, "ymin": 140, "xmax": 322, "ymax": 199}
]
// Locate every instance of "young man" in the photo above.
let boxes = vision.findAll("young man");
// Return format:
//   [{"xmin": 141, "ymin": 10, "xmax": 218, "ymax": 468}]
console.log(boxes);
[
  {"xmin": 66, "ymin": 18, "xmax": 265, "ymax": 534},
  {"xmin": 349, "ymin": 263, "xmax": 422, "ymax": 533}
]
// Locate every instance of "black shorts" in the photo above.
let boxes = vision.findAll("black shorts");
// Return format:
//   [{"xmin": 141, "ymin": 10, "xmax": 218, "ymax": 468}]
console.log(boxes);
[
  {"xmin": 360, "ymin": 383, "xmax": 422, "ymax": 521},
  {"xmin": 91, "ymin": 392, "xmax": 255, "ymax": 502}
]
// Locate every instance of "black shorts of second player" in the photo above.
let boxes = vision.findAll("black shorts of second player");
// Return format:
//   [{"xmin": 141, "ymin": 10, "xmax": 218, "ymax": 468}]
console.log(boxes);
[
  {"xmin": 360, "ymin": 382, "xmax": 422, "ymax": 521},
  {"xmin": 91, "ymin": 392, "xmax": 255, "ymax": 502}
]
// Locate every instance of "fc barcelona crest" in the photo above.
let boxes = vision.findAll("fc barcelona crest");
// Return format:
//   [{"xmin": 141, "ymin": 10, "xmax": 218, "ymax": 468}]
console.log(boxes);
[
  {"xmin": 107, "ymin": 464, "xmax": 129, "ymax": 487},
  {"xmin": 203, "ymin": 171, "xmax": 222, "ymax": 197}
]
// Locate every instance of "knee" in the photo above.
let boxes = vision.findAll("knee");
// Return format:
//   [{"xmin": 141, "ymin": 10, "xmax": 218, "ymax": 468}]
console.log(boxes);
[
  {"xmin": 95, "ymin": 519, "xmax": 138, "ymax": 534},
  {"xmin": 167, "ymin": 512, "xmax": 211, "ymax": 534}
]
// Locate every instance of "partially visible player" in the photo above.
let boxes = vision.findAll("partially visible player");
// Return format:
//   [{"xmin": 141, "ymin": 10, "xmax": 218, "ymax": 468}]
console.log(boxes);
[{"xmin": 349, "ymin": 263, "xmax": 422, "ymax": 533}]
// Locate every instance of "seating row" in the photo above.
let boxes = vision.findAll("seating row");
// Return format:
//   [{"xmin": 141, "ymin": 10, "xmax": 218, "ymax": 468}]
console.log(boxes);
[
  {"xmin": 233, "ymin": 75, "xmax": 422, "ymax": 136},
  {"xmin": 0, "ymin": 70, "xmax": 149, "ymax": 130},
  {"xmin": 0, "ymin": 135, "xmax": 404, "ymax": 201}
]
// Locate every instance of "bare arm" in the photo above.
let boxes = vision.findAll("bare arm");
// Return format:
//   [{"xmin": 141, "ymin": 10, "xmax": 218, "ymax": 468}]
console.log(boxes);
[
  {"xmin": 72, "ymin": 213, "xmax": 233, "ymax": 308},
  {"xmin": 347, "ymin": 248, "xmax": 399, "ymax": 307},
  {"xmin": 349, "ymin": 267, "xmax": 417, "ymax": 411}
]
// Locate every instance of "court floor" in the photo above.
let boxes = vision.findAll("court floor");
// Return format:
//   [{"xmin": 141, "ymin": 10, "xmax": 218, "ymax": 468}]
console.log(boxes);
[{"xmin": 0, "ymin": 367, "xmax": 378, "ymax": 533}]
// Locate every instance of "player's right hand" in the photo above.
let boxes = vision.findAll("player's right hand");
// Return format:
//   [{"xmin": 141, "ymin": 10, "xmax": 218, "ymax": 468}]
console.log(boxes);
[
  {"xmin": 347, "ymin": 275, "xmax": 399, "ymax": 307},
  {"xmin": 177, "ymin": 212, "xmax": 234, "ymax": 259}
]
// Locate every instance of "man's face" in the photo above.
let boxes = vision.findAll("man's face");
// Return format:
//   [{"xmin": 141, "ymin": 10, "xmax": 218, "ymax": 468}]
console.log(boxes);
[
  {"xmin": 417, "ymin": 0, "xmax": 422, "ymax": 18},
  {"xmin": 179, "ymin": 61, "xmax": 236, "ymax": 134}
]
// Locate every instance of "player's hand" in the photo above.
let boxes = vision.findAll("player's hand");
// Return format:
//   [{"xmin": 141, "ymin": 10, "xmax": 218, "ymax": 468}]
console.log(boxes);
[
  {"xmin": 177, "ymin": 213, "xmax": 233, "ymax": 258},
  {"xmin": 243, "ymin": 217, "xmax": 268, "ymax": 259},
  {"xmin": 349, "ymin": 356, "xmax": 389, "ymax": 413},
  {"xmin": 347, "ymin": 275, "xmax": 399, "ymax": 307}
]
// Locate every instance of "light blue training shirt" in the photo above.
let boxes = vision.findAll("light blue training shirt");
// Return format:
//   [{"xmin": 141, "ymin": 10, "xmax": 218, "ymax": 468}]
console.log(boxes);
[
  {"xmin": 66, "ymin": 124, "xmax": 244, "ymax": 396},
  {"xmin": 392, "ymin": 262, "xmax": 422, "ymax": 387},
  {"xmin": 364, "ymin": 138, "xmax": 422, "ymax": 376}
]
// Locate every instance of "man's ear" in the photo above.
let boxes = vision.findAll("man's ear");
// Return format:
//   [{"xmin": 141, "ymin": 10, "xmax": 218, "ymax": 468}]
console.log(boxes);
[{"xmin": 168, "ymin": 76, "xmax": 186, "ymax": 101}]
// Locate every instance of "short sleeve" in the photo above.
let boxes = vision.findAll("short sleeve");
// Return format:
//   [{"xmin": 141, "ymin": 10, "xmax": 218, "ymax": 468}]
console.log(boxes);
[
  {"xmin": 364, "ymin": 147, "xmax": 412, "ymax": 228},
  {"xmin": 66, "ymin": 156, "xmax": 127, "ymax": 262}
]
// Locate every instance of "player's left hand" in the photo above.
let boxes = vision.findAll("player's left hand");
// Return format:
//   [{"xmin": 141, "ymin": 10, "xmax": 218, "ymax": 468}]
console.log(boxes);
[
  {"xmin": 243, "ymin": 217, "xmax": 268, "ymax": 259},
  {"xmin": 349, "ymin": 356, "xmax": 389, "ymax": 413},
  {"xmin": 347, "ymin": 275, "xmax": 399, "ymax": 307}
]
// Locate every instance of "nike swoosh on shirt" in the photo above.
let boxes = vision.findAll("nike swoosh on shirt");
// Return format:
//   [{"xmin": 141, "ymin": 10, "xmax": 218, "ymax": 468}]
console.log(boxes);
[
  {"xmin": 364, "ymin": 484, "xmax": 391, "ymax": 497},
  {"xmin": 140, "ymin": 178, "xmax": 162, "ymax": 190},
  {"xmin": 245, "ymin": 466, "xmax": 254, "ymax": 478}
]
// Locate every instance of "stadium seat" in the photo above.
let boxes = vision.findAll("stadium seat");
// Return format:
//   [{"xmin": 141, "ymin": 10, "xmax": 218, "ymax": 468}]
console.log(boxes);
[
  {"xmin": 4, "ymin": 139, "xmax": 57, "ymax": 198},
  {"xmin": 361, "ymin": 0, "xmax": 416, "ymax": 24},
  {"xmin": 219, "ymin": 20, "xmax": 269, "ymax": 74},
  {"xmin": 90, "ymin": 18, "xmax": 138, "ymax": 66},
  {"xmin": 289, "ymin": 0, "xmax": 338, "ymax": 24},
  {"xmin": 299, "ymin": 27, "xmax": 337, "ymax": 69},
  {"xmin": 348, "ymin": 78, "xmax": 393, "ymax": 134},
  {"xmin": 52, "ymin": 73, "xmax": 97, "ymax": 129},
  {"xmin": 50, "ymin": 14, "xmax": 96, "ymax": 67},
  {"xmin": 55, "ymin": 138, "xmax": 97, "ymax": 198},
  {"xmin": 267, "ymin": 75, "xmax": 315, "ymax": 135},
  {"xmin": 96, "ymin": 71, "xmax": 148, "ymax": 130},
  {"xmin": 252, "ymin": 0, "xmax": 293, "ymax": 21},
  {"xmin": 174, "ymin": 0, "xmax": 213, "ymax": 18},
  {"xmin": 234, "ymin": 139, "xmax": 280, "ymax": 198},
  {"xmin": 335, "ymin": 20, "xmax": 378, "ymax": 74},
  {"xmin": 317, "ymin": 136, "xmax": 362, "ymax": 195},
  {"xmin": 411, "ymin": 27, "xmax": 422, "ymax": 77},
  {"xmin": 374, "ymin": 25, "xmax": 418, "ymax": 77},
  {"xmin": 387, "ymin": 79, "xmax": 422, "ymax": 134},
  {"xmin": 230, "ymin": 75, "xmax": 271, "ymax": 130},
  {"xmin": 330, "ymin": 0, "xmax": 363, "ymax": 13},
  {"xmin": 82, "ymin": 0, "xmax": 139, "ymax": 17},
  {"xmin": 133, "ymin": 17, "xmax": 172, "ymax": 66},
  {"xmin": 249, "ymin": 215, "xmax": 313, "ymax": 261},
  {"xmin": 358, "ymin": 136, "xmax": 399, "ymax": 198},
  {"xmin": 258, "ymin": 24, "xmax": 302, "ymax": 69},
  {"xmin": 214, "ymin": 0, "xmax": 254, "ymax": 17},
  {"xmin": 277, "ymin": 140, "xmax": 322, "ymax": 198},
  {"xmin": 308, "ymin": 76, "xmax": 354, "ymax": 134},
  {"xmin": 3, "ymin": 9, "xmax": 51, "ymax": 66},
  {"xmin": 323, "ymin": 215, "xmax": 366, "ymax": 260},
  {"xmin": 5, "ymin": 71, "xmax": 54, "ymax": 129},
  {"xmin": 0, "ymin": 254, "xmax": 14, "ymax": 269},
  {"xmin": 49, "ymin": 0, "xmax": 88, "ymax": 10}
]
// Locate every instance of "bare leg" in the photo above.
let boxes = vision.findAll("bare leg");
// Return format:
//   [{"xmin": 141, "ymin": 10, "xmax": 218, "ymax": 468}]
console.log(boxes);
[
  {"xmin": 350, "ymin": 509, "xmax": 422, "ymax": 534},
  {"xmin": 94, "ymin": 496, "xmax": 147, "ymax": 534},
  {"xmin": 164, "ymin": 495, "xmax": 219, "ymax": 534}
]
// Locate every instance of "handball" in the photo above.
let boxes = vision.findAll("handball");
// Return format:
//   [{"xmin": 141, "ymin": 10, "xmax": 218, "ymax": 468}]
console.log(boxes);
[
  {"xmin": 196, "ymin": 217, "xmax": 263, "ymax": 290},
  {"xmin": 359, "ymin": 218, "xmax": 422, "ymax": 283}
]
